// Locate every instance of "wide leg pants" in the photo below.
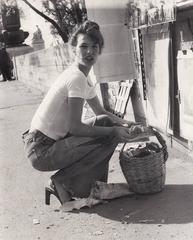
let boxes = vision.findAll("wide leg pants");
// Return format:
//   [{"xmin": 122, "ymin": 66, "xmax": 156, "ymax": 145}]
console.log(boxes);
[{"xmin": 23, "ymin": 115, "xmax": 118, "ymax": 198}]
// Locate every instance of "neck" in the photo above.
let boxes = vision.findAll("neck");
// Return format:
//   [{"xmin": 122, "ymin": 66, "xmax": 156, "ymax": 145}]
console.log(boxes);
[{"xmin": 73, "ymin": 63, "xmax": 91, "ymax": 77}]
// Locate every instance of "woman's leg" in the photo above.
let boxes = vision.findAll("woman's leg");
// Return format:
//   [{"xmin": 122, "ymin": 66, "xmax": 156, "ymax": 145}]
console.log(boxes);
[
  {"xmin": 23, "ymin": 128, "xmax": 113, "ymax": 172},
  {"xmin": 23, "ymin": 130, "xmax": 56, "ymax": 171},
  {"xmin": 23, "ymin": 115, "xmax": 119, "ymax": 200},
  {"xmin": 50, "ymin": 114, "xmax": 118, "ymax": 198},
  {"xmin": 30, "ymin": 114, "xmax": 117, "ymax": 171},
  {"xmin": 51, "ymin": 139, "xmax": 116, "ymax": 198}
]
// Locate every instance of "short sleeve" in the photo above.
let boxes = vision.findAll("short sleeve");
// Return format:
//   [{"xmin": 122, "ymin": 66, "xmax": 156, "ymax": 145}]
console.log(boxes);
[
  {"xmin": 67, "ymin": 75, "xmax": 86, "ymax": 99},
  {"xmin": 86, "ymin": 86, "xmax": 97, "ymax": 99}
]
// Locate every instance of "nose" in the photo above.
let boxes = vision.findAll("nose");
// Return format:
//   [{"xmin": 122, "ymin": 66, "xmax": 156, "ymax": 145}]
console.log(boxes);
[{"xmin": 86, "ymin": 47, "xmax": 93, "ymax": 54}]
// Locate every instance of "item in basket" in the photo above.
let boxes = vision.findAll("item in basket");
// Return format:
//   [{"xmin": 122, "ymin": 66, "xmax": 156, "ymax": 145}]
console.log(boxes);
[
  {"xmin": 134, "ymin": 145, "xmax": 150, "ymax": 157},
  {"xmin": 126, "ymin": 142, "xmax": 160, "ymax": 158},
  {"xmin": 146, "ymin": 142, "xmax": 160, "ymax": 153},
  {"xmin": 125, "ymin": 144, "xmax": 144, "ymax": 157},
  {"xmin": 135, "ymin": 146, "xmax": 151, "ymax": 157}
]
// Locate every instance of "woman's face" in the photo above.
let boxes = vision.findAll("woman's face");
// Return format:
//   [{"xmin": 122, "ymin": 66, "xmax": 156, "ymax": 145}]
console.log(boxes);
[{"xmin": 74, "ymin": 33, "xmax": 100, "ymax": 68}]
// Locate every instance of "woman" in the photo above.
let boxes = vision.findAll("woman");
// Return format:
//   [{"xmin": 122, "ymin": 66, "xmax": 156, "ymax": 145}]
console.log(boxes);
[{"xmin": 23, "ymin": 20, "xmax": 151, "ymax": 205}]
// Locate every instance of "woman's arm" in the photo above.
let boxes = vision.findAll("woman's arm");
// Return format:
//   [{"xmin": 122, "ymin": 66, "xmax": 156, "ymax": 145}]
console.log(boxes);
[
  {"xmin": 68, "ymin": 97, "xmax": 134, "ymax": 142},
  {"xmin": 87, "ymin": 96, "xmax": 137, "ymax": 127},
  {"xmin": 68, "ymin": 96, "xmax": 112, "ymax": 137}
]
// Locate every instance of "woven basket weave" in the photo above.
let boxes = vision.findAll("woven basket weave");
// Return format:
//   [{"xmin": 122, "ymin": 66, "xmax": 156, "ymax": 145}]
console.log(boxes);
[{"xmin": 119, "ymin": 129, "xmax": 168, "ymax": 194}]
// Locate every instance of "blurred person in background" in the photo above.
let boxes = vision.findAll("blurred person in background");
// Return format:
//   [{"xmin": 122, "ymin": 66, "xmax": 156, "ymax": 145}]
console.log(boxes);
[{"xmin": 0, "ymin": 46, "xmax": 14, "ymax": 82}]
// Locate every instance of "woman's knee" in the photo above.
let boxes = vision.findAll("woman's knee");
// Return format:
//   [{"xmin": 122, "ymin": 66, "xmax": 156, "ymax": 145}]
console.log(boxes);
[
  {"xmin": 31, "ymin": 158, "xmax": 42, "ymax": 171},
  {"xmin": 30, "ymin": 156, "xmax": 49, "ymax": 171}
]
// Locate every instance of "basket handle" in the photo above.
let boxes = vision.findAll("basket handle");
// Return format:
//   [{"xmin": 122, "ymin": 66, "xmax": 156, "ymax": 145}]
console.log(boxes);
[
  {"xmin": 120, "ymin": 127, "xmax": 168, "ymax": 162},
  {"xmin": 152, "ymin": 128, "xmax": 168, "ymax": 162}
]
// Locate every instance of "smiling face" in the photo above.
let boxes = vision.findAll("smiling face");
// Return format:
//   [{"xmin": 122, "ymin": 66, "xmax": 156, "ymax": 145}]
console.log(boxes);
[{"xmin": 74, "ymin": 33, "xmax": 100, "ymax": 69}]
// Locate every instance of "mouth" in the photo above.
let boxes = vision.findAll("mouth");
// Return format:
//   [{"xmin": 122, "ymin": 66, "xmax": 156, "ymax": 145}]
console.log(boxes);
[{"xmin": 85, "ymin": 56, "xmax": 94, "ymax": 62}]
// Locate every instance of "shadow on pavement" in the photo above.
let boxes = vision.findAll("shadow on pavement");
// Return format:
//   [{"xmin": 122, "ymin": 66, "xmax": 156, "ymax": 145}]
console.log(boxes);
[{"xmin": 77, "ymin": 184, "xmax": 193, "ymax": 224}]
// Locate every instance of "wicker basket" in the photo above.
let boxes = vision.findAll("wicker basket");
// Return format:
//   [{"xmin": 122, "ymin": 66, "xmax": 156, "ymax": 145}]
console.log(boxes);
[{"xmin": 119, "ymin": 129, "xmax": 168, "ymax": 194}]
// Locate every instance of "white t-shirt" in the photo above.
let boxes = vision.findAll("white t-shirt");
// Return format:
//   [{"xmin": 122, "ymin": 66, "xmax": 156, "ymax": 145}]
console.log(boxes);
[{"xmin": 30, "ymin": 65, "xmax": 97, "ymax": 140}]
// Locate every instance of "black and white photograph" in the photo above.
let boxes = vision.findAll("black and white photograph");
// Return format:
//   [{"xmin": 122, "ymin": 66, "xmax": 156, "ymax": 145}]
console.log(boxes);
[{"xmin": 1, "ymin": 0, "xmax": 193, "ymax": 239}]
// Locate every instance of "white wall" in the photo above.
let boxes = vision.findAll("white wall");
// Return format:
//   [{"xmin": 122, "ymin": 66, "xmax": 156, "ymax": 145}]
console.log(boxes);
[
  {"xmin": 16, "ymin": 43, "xmax": 70, "ymax": 93},
  {"xmin": 85, "ymin": 0, "xmax": 137, "ymax": 83}
]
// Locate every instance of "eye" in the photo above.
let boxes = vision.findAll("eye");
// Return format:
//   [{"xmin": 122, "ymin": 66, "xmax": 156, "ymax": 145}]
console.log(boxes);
[
  {"xmin": 92, "ymin": 44, "xmax": 99, "ymax": 50},
  {"xmin": 80, "ymin": 44, "xmax": 88, "ymax": 49}
]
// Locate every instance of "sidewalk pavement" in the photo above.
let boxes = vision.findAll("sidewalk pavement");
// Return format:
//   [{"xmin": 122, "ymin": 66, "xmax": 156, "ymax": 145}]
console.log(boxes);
[{"xmin": 1, "ymin": 80, "xmax": 193, "ymax": 240}]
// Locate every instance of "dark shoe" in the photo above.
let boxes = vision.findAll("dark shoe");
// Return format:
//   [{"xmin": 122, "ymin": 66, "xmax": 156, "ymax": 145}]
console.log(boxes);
[
  {"xmin": 45, "ymin": 186, "xmax": 62, "ymax": 205},
  {"xmin": 45, "ymin": 177, "xmax": 72, "ymax": 205}
]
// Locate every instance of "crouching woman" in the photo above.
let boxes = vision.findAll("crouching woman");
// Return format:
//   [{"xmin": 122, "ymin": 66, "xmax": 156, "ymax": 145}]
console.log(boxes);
[{"xmin": 22, "ymin": 20, "xmax": 151, "ymax": 206}]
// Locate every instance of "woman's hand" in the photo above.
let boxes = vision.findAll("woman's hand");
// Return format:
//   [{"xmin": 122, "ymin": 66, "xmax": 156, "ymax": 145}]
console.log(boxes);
[
  {"xmin": 111, "ymin": 126, "xmax": 133, "ymax": 143},
  {"xmin": 111, "ymin": 124, "xmax": 154, "ymax": 143},
  {"xmin": 127, "ymin": 124, "xmax": 154, "ymax": 141}
]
